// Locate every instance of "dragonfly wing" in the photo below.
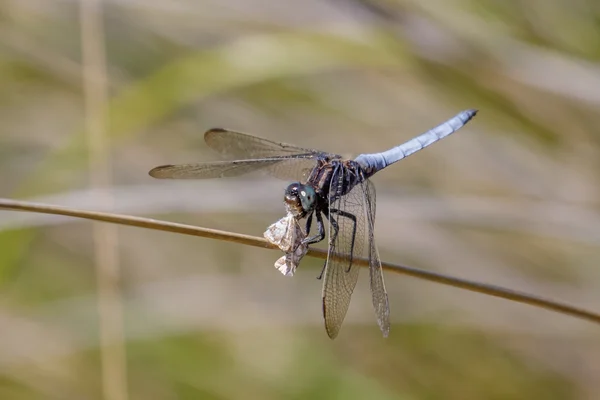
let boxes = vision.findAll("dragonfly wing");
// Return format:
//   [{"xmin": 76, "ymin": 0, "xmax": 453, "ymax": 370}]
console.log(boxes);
[
  {"xmin": 150, "ymin": 159, "xmax": 283, "ymax": 179},
  {"xmin": 267, "ymin": 157, "xmax": 319, "ymax": 182},
  {"xmin": 205, "ymin": 128, "xmax": 326, "ymax": 159},
  {"xmin": 149, "ymin": 157, "xmax": 317, "ymax": 181},
  {"xmin": 151, "ymin": 128, "xmax": 341, "ymax": 182},
  {"xmin": 363, "ymin": 180, "xmax": 390, "ymax": 337},
  {"xmin": 321, "ymin": 167, "xmax": 365, "ymax": 339}
]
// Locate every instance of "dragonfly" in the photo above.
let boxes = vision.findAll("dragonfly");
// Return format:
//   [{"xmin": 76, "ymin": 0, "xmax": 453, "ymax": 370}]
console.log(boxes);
[{"xmin": 149, "ymin": 109, "xmax": 478, "ymax": 339}]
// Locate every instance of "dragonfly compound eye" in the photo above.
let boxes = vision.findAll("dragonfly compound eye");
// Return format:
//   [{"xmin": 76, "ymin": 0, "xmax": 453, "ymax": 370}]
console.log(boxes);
[
  {"xmin": 283, "ymin": 183, "xmax": 306, "ymax": 216},
  {"xmin": 299, "ymin": 185, "xmax": 317, "ymax": 211},
  {"xmin": 284, "ymin": 183, "xmax": 300, "ymax": 197}
]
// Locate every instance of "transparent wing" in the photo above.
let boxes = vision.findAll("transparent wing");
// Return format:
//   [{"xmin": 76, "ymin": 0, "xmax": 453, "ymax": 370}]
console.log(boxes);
[
  {"xmin": 149, "ymin": 157, "xmax": 317, "ymax": 181},
  {"xmin": 205, "ymin": 128, "xmax": 333, "ymax": 159},
  {"xmin": 149, "ymin": 128, "xmax": 342, "ymax": 182},
  {"xmin": 321, "ymin": 167, "xmax": 365, "ymax": 339},
  {"xmin": 362, "ymin": 180, "xmax": 390, "ymax": 337}
]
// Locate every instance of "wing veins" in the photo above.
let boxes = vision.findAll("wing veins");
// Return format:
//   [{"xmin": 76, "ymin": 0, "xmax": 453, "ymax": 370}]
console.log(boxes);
[
  {"xmin": 149, "ymin": 155, "xmax": 317, "ymax": 180},
  {"xmin": 321, "ymin": 167, "xmax": 364, "ymax": 339},
  {"xmin": 363, "ymin": 180, "xmax": 390, "ymax": 337}
]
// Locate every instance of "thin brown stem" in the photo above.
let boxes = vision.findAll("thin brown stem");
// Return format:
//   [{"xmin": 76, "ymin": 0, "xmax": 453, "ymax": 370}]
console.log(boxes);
[{"xmin": 1, "ymin": 198, "xmax": 599, "ymax": 326}]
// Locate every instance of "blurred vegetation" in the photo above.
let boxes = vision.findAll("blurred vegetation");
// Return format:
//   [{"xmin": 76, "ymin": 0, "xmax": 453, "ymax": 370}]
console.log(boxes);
[{"xmin": 1, "ymin": 0, "xmax": 600, "ymax": 398}]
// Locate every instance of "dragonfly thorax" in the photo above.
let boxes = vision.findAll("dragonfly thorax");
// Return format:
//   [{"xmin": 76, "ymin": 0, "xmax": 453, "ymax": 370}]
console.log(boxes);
[{"xmin": 284, "ymin": 183, "xmax": 317, "ymax": 218}]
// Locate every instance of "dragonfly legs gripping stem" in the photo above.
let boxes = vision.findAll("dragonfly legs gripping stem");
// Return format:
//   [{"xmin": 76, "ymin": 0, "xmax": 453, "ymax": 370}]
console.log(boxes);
[
  {"xmin": 302, "ymin": 211, "xmax": 326, "ymax": 246},
  {"xmin": 301, "ymin": 210, "xmax": 328, "ymax": 281}
]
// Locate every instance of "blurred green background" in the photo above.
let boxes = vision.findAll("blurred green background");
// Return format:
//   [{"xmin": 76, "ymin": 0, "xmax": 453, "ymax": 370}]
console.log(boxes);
[{"xmin": 1, "ymin": 0, "xmax": 600, "ymax": 398}]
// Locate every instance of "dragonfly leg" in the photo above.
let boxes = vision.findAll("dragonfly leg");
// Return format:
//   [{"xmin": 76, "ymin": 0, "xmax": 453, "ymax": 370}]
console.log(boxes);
[
  {"xmin": 329, "ymin": 208, "xmax": 357, "ymax": 273},
  {"xmin": 306, "ymin": 211, "xmax": 327, "ymax": 280},
  {"xmin": 304, "ymin": 213, "xmax": 313, "ymax": 236},
  {"xmin": 317, "ymin": 261, "xmax": 327, "ymax": 280},
  {"xmin": 315, "ymin": 208, "xmax": 344, "ymax": 280},
  {"xmin": 315, "ymin": 209, "xmax": 339, "ymax": 281},
  {"xmin": 302, "ymin": 211, "xmax": 326, "ymax": 245},
  {"xmin": 324, "ymin": 210, "xmax": 340, "ymax": 245}
]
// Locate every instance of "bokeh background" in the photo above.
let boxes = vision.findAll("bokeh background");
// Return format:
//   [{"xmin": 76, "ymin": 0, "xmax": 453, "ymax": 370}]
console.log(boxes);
[{"xmin": 1, "ymin": 0, "xmax": 600, "ymax": 399}]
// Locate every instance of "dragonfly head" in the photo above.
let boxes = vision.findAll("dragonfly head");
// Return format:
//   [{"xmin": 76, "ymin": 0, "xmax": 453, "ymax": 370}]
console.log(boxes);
[{"xmin": 284, "ymin": 183, "xmax": 317, "ymax": 218}]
